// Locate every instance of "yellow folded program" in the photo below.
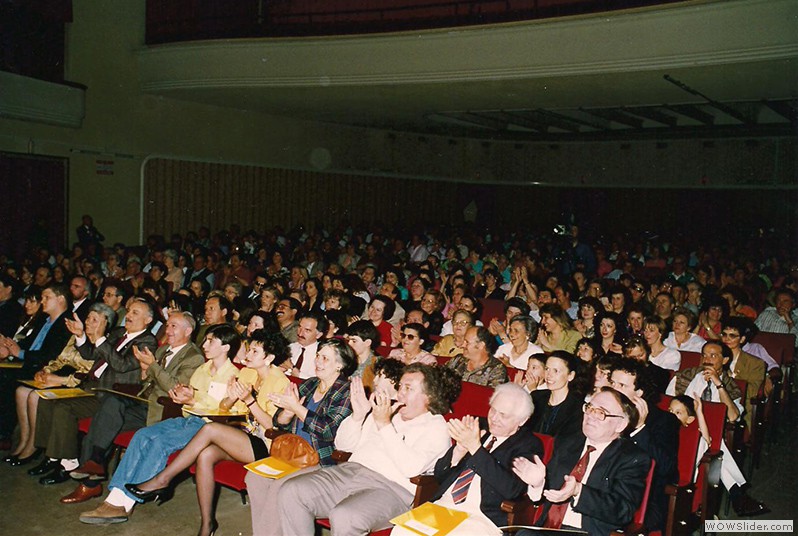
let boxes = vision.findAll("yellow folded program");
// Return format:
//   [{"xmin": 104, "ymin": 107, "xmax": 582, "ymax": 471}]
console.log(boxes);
[
  {"xmin": 390, "ymin": 502, "xmax": 469, "ymax": 536},
  {"xmin": 0, "ymin": 361, "xmax": 23, "ymax": 369},
  {"xmin": 19, "ymin": 379, "xmax": 54, "ymax": 389},
  {"xmin": 244, "ymin": 456, "xmax": 301, "ymax": 479},
  {"xmin": 36, "ymin": 388, "xmax": 94, "ymax": 400},
  {"xmin": 184, "ymin": 407, "xmax": 248, "ymax": 417}
]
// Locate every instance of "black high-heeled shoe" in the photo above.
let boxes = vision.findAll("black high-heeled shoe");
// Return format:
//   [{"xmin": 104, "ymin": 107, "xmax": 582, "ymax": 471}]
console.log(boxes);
[
  {"xmin": 124, "ymin": 483, "xmax": 174, "ymax": 505},
  {"xmin": 8, "ymin": 449, "xmax": 43, "ymax": 467},
  {"xmin": 197, "ymin": 519, "xmax": 218, "ymax": 536}
]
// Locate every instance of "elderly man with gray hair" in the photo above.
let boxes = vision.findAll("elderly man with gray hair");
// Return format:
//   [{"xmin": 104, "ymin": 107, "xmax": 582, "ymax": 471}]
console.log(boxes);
[
  {"xmin": 59, "ymin": 310, "xmax": 204, "ymax": 504},
  {"xmin": 393, "ymin": 383, "xmax": 543, "ymax": 536}
]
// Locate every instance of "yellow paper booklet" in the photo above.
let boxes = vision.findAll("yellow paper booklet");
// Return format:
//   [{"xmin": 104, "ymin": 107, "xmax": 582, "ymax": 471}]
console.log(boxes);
[
  {"xmin": 19, "ymin": 379, "xmax": 54, "ymax": 389},
  {"xmin": 0, "ymin": 361, "xmax": 23, "ymax": 369},
  {"xmin": 390, "ymin": 502, "xmax": 469, "ymax": 536},
  {"xmin": 244, "ymin": 457, "xmax": 301, "ymax": 479},
  {"xmin": 36, "ymin": 388, "xmax": 94, "ymax": 400},
  {"xmin": 184, "ymin": 407, "xmax": 248, "ymax": 418},
  {"xmin": 92, "ymin": 387, "xmax": 150, "ymax": 404}
]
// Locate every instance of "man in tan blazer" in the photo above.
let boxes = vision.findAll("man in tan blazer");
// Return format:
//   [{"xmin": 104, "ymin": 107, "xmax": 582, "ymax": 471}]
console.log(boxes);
[{"xmin": 59, "ymin": 311, "xmax": 203, "ymax": 504}]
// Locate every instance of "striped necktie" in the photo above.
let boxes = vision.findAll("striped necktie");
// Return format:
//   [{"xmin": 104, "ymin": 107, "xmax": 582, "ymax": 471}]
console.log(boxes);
[{"xmin": 451, "ymin": 436, "xmax": 497, "ymax": 504}]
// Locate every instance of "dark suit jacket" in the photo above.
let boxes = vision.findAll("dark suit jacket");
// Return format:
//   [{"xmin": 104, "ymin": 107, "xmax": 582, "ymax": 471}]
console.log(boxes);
[
  {"xmin": 538, "ymin": 433, "xmax": 650, "ymax": 536},
  {"xmin": 19, "ymin": 312, "xmax": 72, "ymax": 377},
  {"xmin": 73, "ymin": 298, "xmax": 93, "ymax": 323},
  {"xmin": 528, "ymin": 389, "xmax": 584, "ymax": 439},
  {"xmin": 629, "ymin": 404, "xmax": 680, "ymax": 531},
  {"xmin": 647, "ymin": 363, "xmax": 671, "ymax": 395},
  {"xmin": 431, "ymin": 430, "xmax": 543, "ymax": 527},
  {"xmin": 0, "ymin": 299, "xmax": 22, "ymax": 338},
  {"xmin": 77, "ymin": 329, "xmax": 158, "ymax": 396},
  {"xmin": 139, "ymin": 342, "xmax": 204, "ymax": 424}
]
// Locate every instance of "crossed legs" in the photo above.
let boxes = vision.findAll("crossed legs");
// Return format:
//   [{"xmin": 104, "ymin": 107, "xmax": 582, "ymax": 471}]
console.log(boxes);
[{"xmin": 136, "ymin": 422, "xmax": 257, "ymax": 536}]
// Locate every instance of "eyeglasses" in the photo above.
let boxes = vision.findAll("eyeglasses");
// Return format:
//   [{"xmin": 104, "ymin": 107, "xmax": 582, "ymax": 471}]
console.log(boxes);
[
  {"xmin": 400, "ymin": 333, "xmax": 418, "ymax": 340},
  {"xmin": 452, "ymin": 320, "xmax": 470, "ymax": 326},
  {"xmin": 720, "ymin": 332, "xmax": 740, "ymax": 339},
  {"xmin": 583, "ymin": 403, "xmax": 625, "ymax": 421}
]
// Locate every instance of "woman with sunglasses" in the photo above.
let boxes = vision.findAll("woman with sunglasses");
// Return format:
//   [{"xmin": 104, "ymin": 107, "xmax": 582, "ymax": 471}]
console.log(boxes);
[{"xmin": 388, "ymin": 322, "xmax": 436, "ymax": 365}]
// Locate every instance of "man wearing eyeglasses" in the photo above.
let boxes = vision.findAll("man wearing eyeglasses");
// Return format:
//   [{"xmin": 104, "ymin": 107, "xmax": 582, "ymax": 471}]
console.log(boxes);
[{"xmin": 512, "ymin": 388, "xmax": 650, "ymax": 536}]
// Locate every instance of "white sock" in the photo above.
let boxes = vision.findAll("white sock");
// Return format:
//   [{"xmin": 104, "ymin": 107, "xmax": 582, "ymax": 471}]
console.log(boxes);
[
  {"xmin": 61, "ymin": 458, "xmax": 79, "ymax": 471},
  {"xmin": 107, "ymin": 487, "xmax": 137, "ymax": 512}
]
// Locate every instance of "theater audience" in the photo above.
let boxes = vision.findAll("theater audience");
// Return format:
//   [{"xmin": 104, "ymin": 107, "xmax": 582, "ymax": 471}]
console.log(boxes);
[{"xmin": 1, "ymin": 218, "xmax": 795, "ymax": 533}]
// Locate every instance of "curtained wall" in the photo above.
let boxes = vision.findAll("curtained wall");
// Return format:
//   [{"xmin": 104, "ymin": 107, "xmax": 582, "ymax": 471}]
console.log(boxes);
[
  {"xmin": 142, "ymin": 158, "xmax": 797, "ymax": 246},
  {"xmin": 143, "ymin": 158, "xmax": 461, "ymax": 236}
]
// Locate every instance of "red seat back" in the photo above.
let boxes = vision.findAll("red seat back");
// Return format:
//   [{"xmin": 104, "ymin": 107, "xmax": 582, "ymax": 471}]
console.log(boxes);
[
  {"xmin": 447, "ymin": 381, "xmax": 493, "ymax": 421},
  {"xmin": 679, "ymin": 351, "xmax": 702, "ymax": 371},
  {"xmin": 533, "ymin": 433, "xmax": 555, "ymax": 464},
  {"xmin": 435, "ymin": 355, "xmax": 451, "ymax": 367},
  {"xmin": 478, "ymin": 298, "xmax": 505, "ymax": 327},
  {"xmin": 658, "ymin": 395, "xmax": 703, "ymax": 487},
  {"xmin": 692, "ymin": 399, "xmax": 726, "ymax": 511},
  {"xmin": 632, "ymin": 460, "xmax": 657, "ymax": 525},
  {"xmin": 754, "ymin": 332, "xmax": 795, "ymax": 364}
]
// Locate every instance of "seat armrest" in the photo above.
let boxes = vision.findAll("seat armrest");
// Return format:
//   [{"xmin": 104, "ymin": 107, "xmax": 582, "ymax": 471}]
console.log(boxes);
[
  {"xmin": 331, "ymin": 450, "xmax": 352, "ymax": 463},
  {"xmin": 156, "ymin": 396, "xmax": 183, "ymax": 420},
  {"xmin": 409, "ymin": 475, "xmax": 438, "ymax": 506},
  {"xmin": 263, "ymin": 428, "xmax": 288, "ymax": 440}
]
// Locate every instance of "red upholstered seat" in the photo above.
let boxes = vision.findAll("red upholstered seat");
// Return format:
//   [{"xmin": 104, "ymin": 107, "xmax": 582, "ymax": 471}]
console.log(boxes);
[
  {"xmin": 112, "ymin": 430, "xmax": 137, "ymax": 449},
  {"xmin": 678, "ymin": 351, "xmax": 702, "ymax": 371},
  {"xmin": 78, "ymin": 417, "xmax": 92, "ymax": 434},
  {"xmin": 478, "ymin": 298, "xmax": 505, "ymax": 327},
  {"xmin": 189, "ymin": 460, "xmax": 248, "ymax": 504},
  {"xmin": 447, "ymin": 381, "xmax": 493, "ymax": 421}
]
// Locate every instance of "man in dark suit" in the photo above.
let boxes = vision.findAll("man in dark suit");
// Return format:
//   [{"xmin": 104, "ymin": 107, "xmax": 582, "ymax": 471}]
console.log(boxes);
[
  {"xmin": 76, "ymin": 214, "xmax": 105, "ymax": 247},
  {"xmin": 29, "ymin": 299, "xmax": 156, "ymax": 486},
  {"xmin": 427, "ymin": 383, "xmax": 543, "ymax": 534},
  {"xmin": 0, "ymin": 283, "xmax": 72, "ymax": 444},
  {"xmin": 60, "ymin": 310, "xmax": 203, "ymax": 504},
  {"xmin": 610, "ymin": 358, "xmax": 679, "ymax": 532},
  {"xmin": 69, "ymin": 275, "xmax": 93, "ymax": 323},
  {"xmin": 513, "ymin": 388, "xmax": 650, "ymax": 536},
  {"xmin": 0, "ymin": 274, "xmax": 22, "ymax": 337}
]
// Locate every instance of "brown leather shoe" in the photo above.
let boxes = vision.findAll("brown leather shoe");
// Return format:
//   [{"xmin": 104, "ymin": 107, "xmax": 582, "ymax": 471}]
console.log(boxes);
[
  {"xmin": 79, "ymin": 502, "xmax": 129, "ymax": 524},
  {"xmin": 60, "ymin": 483, "xmax": 103, "ymax": 504},
  {"xmin": 70, "ymin": 459, "xmax": 105, "ymax": 480}
]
